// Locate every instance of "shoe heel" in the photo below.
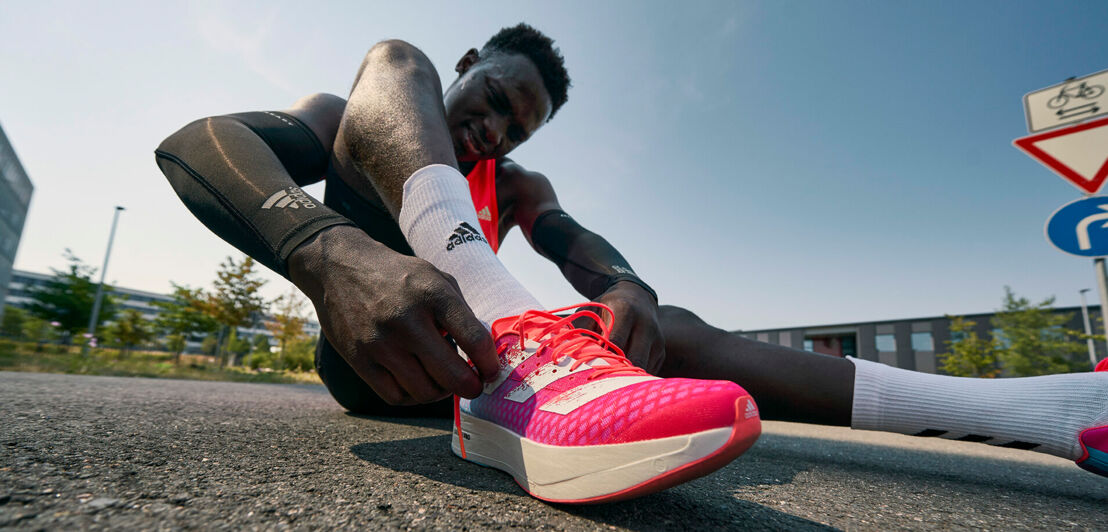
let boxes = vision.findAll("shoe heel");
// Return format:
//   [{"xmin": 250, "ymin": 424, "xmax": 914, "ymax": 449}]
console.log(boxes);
[{"xmin": 1077, "ymin": 426, "xmax": 1108, "ymax": 477}]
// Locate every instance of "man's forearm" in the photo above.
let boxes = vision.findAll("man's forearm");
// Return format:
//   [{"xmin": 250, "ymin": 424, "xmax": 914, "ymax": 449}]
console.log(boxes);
[
  {"xmin": 530, "ymin": 210, "xmax": 657, "ymax": 301},
  {"xmin": 154, "ymin": 113, "xmax": 353, "ymax": 278}
]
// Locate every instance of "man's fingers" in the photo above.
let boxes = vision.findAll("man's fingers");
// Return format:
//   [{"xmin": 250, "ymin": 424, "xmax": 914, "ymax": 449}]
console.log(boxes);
[
  {"xmin": 356, "ymin": 361, "xmax": 412, "ymax": 406},
  {"xmin": 647, "ymin": 339, "xmax": 666, "ymax": 376},
  {"xmin": 378, "ymin": 351, "xmax": 449, "ymax": 404},
  {"xmin": 608, "ymin": 312, "xmax": 633, "ymax": 354},
  {"xmin": 431, "ymin": 292, "xmax": 498, "ymax": 382},
  {"xmin": 407, "ymin": 320, "xmax": 484, "ymax": 399},
  {"xmin": 622, "ymin": 324, "xmax": 650, "ymax": 368}
]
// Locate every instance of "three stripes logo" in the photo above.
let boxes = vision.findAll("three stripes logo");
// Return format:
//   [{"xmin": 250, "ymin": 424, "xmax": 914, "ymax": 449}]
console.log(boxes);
[
  {"xmin": 475, "ymin": 206, "xmax": 492, "ymax": 222},
  {"xmin": 262, "ymin": 187, "xmax": 317, "ymax": 210},
  {"xmin": 912, "ymin": 429, "xmax": 1040, "ymax": 450},
  {"xmin": 446, "ymin": 222, "xmax": 486, "ymax": 251},
  {"xmin": 744, "ymin": 398, "xmax": 759, "ymax": 419}
]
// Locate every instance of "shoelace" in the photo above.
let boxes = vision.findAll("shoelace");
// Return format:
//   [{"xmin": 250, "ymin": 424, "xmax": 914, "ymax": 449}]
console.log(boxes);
[{"xmin": 455, "ymin": 302, "xmax": 646, "ymax": 458}]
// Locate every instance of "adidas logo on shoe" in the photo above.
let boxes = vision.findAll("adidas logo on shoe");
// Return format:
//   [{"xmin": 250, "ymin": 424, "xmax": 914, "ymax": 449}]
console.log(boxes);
[
  {"xmin": 476, "ymin": 206, "xmax": 492, "ymax": 221},
  {"xmin": 745, "ymin": 398, "xmax": 759, "ymax": 419},
  {"xmin": 446, "ymin": 222, "xmax": 486, "ymax": 251}
]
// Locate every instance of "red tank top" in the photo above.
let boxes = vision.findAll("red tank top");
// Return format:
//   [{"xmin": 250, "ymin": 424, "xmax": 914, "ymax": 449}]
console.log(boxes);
[{"xmin": 465, "ymin": 159, "xmax": 499, "ymax": 253}]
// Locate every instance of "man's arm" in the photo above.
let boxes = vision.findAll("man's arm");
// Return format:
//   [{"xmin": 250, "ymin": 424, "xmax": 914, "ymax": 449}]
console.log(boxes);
[
  {"xmin": 154, "ymin": 91, "xmax": 493, "ymax": 404},
  {"xmin": 508, "ymin": 163, "xmax": 665, "ymax": 373},
  {"xmin": 154, "ymin": 93, "xmax": 352, "ymax": 278}
]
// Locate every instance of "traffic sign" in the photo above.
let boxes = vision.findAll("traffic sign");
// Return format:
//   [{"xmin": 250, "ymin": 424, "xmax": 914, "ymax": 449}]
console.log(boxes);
[
  {"xmin": 1014, "ymin": 115, "xmax": 1108, "ymax": 194},
  {"xmin": 1024, "ymin": 69, "xmax": 1108, "ymax": 132},
  {"xmin": 1045, "ymin": 196, "xmax": 1108, "ymax": 257}
]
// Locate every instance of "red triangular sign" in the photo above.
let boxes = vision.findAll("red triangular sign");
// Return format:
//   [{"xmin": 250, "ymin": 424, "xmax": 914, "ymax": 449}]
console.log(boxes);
[{"xmin": 1013, "ymin": 115, "xmax": 1108, "ymax": 194}]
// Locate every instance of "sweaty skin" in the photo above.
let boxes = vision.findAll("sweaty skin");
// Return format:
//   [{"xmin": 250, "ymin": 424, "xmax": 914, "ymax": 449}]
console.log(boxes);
[{"xmin": 157, "ymin": 39, "xmax": 854, "ymax": 423}]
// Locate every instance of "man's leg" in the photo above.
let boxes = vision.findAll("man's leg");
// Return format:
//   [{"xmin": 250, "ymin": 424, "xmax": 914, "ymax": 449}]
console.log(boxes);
[
  {"xmin": 333, "ymin": 40, "xmax": 540, "ymax": 323},
  {"xmin": 656, "ymin": 305, "xmax": 854, "ymax": 426},
  {"xmin": 315, "ymin": 337, "xmax": 451, "ymax": 417},
  {"xmin": 657, "ymin": 305, "xmax": 1108, "ymax": 466}
]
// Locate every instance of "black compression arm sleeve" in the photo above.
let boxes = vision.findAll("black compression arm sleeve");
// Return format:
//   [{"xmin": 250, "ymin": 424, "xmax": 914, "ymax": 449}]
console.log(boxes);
[
  {"xmin": 154, "ymin": 112, "xmax": 355, "ymax": 278},
  {"xmin": 530, "ymin": 210, "xmax": 657, "ymax": 301}
]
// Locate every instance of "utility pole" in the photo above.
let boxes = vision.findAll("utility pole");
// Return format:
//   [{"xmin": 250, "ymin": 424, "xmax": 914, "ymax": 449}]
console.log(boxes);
[
  {"xmin": 84, "ymin": 206, "xmax": 124, "ymax": 354},
  {"xmin": 1079, "ymin": 288, "xmax": 1097, "ymax": 367},
  {"xmin": 1095, "ymin": 258, "xmax": 1108, "ymax": 360}
]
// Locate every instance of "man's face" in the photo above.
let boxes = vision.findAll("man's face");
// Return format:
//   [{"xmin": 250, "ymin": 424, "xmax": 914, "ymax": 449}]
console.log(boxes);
[{"xmin": 443, "ymin": 50, "xmax": 553, "ymax": 162}]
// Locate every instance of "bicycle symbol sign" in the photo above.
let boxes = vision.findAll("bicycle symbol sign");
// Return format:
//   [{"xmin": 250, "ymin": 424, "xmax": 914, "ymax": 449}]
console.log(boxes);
[{"xmin": 1024, "ymin": 69, "xmax": 1108, "ymax": 132}]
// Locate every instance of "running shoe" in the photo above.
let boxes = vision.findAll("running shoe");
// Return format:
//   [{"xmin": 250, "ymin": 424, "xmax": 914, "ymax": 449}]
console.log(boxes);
[
  {"xmin": 451, "ymin": 303, "xmax": 761, "ymax": 503},
  {"xmin": 1076, "ymin": 358, "xmax": 1108, "ymax": 477}
]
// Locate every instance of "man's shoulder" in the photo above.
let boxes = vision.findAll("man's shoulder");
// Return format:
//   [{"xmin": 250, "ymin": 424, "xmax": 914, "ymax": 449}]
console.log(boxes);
[
  {"xmin": 495, "ymin": 157, "xmax": 548, "ymax": 183},
  {"xmin": 494, "ymin": 158, "xmax": 557, "ymax": 209}
]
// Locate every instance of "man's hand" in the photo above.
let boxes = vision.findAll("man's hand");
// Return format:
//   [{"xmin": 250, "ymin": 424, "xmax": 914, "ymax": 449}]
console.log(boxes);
[
  {"xmin": 584, "ymin": 281, "xmax": 665, "ymax": 374},
  {"xmin": 288, "ymin": 225, "xmax": 497, "ymax": 405}
]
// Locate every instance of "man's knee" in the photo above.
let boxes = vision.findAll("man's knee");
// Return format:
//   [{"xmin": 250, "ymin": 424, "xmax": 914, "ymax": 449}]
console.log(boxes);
[{"xmin": 353, "ymin": 40, "xmax": 435, "ymax": 88}]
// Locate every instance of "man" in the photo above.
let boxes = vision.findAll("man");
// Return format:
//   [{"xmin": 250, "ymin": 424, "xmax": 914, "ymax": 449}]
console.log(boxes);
[{"xmin": 156, "ymin": 24, "xmax": 1108, "ymax": 502}]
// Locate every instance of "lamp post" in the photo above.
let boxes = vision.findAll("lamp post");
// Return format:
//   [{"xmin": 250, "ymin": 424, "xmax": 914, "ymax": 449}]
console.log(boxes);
[
  {"xmin": 1079, "ymin": 288, "xmax": 1098, "ymax": 367},
  {"xmin": 84, "ymin": 206, "xmax": 124, "ymax": 354}
]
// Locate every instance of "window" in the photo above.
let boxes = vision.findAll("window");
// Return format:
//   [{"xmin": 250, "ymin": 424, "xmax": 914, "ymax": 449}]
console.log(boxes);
[
  {"xmin": 911, "ymin": 332, "xmax": 934, "ymax": 351},
  {"xmin": 875, "ymin": 334, "xmax": 896, "ymax": 352},
  {"xmin": 991, "ymin": 329, "xmax": 1011, "ymax": 348},
  {"xmin": 803, "ymin": 339, "xmax": 814, "ymax": 352}
]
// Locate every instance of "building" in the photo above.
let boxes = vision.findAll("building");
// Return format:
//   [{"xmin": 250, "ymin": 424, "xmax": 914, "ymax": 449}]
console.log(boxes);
[
  {"xmin": 5, "ymin": 269, "xmax": 321, "ymax": 352},
  {"xmin": 0, "ymin": 123, "xmax": 34, "ymax": 324},
  {"xmin": 738, "ymin": 306, "xmax": 1104, "ymax": 374}
]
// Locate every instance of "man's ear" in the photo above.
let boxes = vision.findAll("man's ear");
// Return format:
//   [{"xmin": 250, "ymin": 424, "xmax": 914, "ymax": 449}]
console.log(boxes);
[{"xmin": 455, "ymin": 48, "xmax": 480, "ymax": 74}]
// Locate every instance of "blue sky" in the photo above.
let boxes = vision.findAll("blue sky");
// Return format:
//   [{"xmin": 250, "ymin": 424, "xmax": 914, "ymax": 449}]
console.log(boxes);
[{"xmin": 2, "ymin": 0, "xmax": 1106, "ymax": 330}]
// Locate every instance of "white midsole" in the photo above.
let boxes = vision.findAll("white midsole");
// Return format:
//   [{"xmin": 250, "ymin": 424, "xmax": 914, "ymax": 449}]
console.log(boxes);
[{"xmin": 451, "ymin": 412, "xmax": 732, "ymax": 501}]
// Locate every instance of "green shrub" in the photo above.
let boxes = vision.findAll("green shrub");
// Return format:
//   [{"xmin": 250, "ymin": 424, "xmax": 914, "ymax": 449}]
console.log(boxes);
[{"xmin": 244, "ymin": 349, "xmax": 277, "ymax": 370}]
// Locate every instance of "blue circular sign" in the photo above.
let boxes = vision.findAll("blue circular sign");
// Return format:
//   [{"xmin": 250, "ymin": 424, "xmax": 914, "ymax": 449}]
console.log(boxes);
[{"xmin": 1046, "ymin": 196, "xmax": 1108, "ymax": 257}]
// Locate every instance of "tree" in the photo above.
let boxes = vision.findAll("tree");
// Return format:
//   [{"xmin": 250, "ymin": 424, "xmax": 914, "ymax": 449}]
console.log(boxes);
[
  {"xmin": 265, "ymin": 288, "xmax": 309, "ymax": 368},
  {"xmin": 992, "ymin": 287, "xmax": 1088, "ymax": 376},
  {"xmin": 105, "ymin": 309, "xmax": 155, "ymax": 357},
  {"xmin": 251, "ymin": 334, "xmax": 271, "ymax": 354},
  {"xmin": 154, "ymin": 284, "xmax": 219, "ymax": 364},
  {"xmin": 202, "ymin": 255, "xmax": 268, "ymax": 368},
  {"xmin": 2, "ymin": 306, "xmax": 26, "ymax": 338},
  {"xmin": 938, "ymin": 316, "xmax": 1000, "ymax": 378},
  {"xmin": 26, "ymin": 250, "xmax": 117, "ymax": 342}
]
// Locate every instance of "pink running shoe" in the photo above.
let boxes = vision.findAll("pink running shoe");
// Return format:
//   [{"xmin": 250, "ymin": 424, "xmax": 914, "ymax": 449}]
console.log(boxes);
[
  {"xmin": 451, "ymin": 303, "xmax": 761, "ymax": 504},
  {"xmin": 1076, "ymin": 359, "xmax": 1108, "ymax": 477}
]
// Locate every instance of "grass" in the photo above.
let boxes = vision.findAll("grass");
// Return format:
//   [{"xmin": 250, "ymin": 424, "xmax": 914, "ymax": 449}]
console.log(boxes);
[{"xmin": 0, "ymin": 339, "xmax": 322, "ymax": 385}]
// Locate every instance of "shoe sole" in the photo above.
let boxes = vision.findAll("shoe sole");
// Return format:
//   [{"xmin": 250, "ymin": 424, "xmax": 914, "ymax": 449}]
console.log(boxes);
[
  {"xmin": 1077, "ymin": 427, "xmax": 1108, "ymax": 477},
  {"xmin": 451, "ymin": 394, "xmax": 761, "ymax": 504}
]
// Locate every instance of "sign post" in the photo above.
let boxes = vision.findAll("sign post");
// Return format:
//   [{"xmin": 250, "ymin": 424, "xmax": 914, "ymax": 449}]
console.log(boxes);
[
  {"xmin": 1019, "ymin": 69, "xmax": 1108, "ymax": 366},
  {"xmin": 1080, "ymin": 289, "xmax": 1097, "ymax": 366},
  {"xmin": 1097, "ymin": 260, "xmax": 1108, "ymax": 358}
]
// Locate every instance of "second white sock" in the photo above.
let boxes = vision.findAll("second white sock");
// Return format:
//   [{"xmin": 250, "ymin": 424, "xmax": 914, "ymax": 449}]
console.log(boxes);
[
  {"xmin": 398, "ymin": 164, "xmax": 542, "ymax": 324},
  {"xmin": 849, "ymin": 357, "xmax": 1108, "ymax": 460}
]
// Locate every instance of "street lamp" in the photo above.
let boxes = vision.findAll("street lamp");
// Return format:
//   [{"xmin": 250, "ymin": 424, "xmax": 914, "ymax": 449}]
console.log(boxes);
[
  {"xmin": 84, "ymin": 206, "xmax": 124, "ymax": 354},
  {"xmin": 1079, "ymin": 288, "xmax": 1098, "ymax": 367}
]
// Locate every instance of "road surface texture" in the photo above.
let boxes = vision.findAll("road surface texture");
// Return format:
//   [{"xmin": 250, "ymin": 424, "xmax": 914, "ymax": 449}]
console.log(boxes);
[{"xmin": 1, "ymin": 371, "xmax": 1106, "ymax": 530}]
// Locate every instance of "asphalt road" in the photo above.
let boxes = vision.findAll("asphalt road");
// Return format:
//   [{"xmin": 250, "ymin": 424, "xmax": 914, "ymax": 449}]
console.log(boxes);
[{"xmin": 1, "ymin": 371, "xmax": 1106, "ymax": 530}]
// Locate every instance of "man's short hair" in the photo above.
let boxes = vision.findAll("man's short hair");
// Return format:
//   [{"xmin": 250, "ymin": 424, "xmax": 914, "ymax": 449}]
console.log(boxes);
[{"xmin": 482, "ymin": 23, "xmax": 571, "ymax": 120}]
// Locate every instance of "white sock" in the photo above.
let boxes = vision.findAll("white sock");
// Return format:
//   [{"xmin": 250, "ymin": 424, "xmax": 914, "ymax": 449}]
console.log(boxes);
[
  {"xmin": 849, "ymin": 357, "xmax": 1108, "ymax": 460},
  {"xmin": 398, "ymin": 164, "xmax": 542, "ymax": 323}
]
